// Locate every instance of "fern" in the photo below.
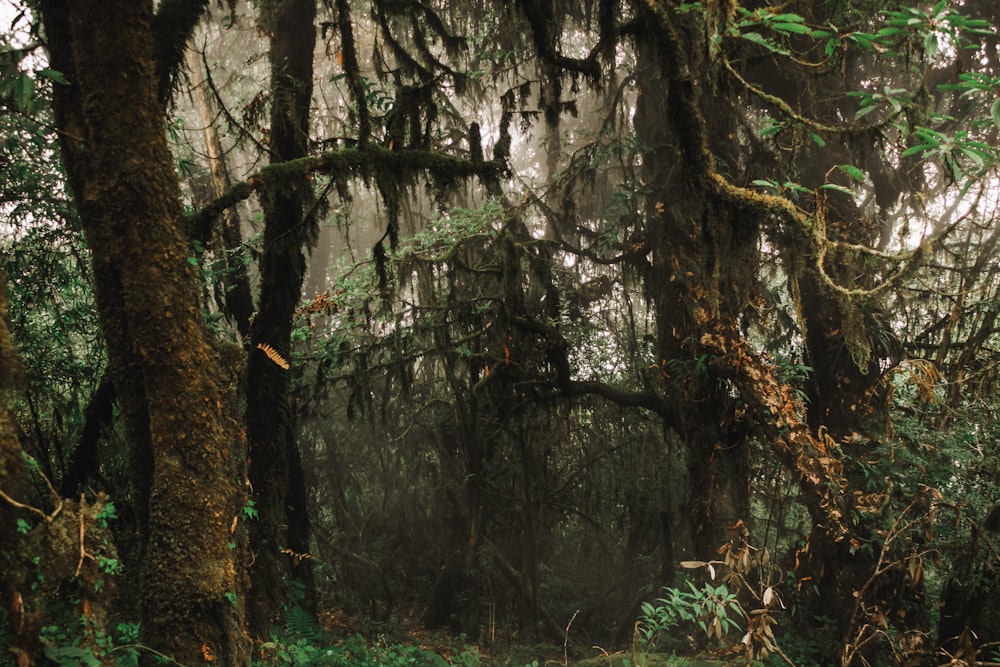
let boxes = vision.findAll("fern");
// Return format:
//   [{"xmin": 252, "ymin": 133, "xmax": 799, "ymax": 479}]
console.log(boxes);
[{"xmin": 284, "ymin": 605, "xmax": 321, "ymax": 641}]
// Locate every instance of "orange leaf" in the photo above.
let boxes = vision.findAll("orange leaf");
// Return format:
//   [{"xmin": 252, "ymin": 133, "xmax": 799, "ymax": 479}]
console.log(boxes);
[
  {"xmin": 256, "ymin": 343, "xmax": 290, "ymax": 370},
  {"xmin": 202, "ymin": 643, "xmax": 215, "ymax": 662}
]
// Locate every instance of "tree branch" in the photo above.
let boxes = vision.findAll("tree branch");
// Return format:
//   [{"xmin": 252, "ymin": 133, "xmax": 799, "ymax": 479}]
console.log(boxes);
[
  {"xmin": 186, "ymin": 146, "xmax": 506, "ymax": 237},
  {"xmin": 152, "ymin": 0, "xmax": 211, "ymax": 105}
]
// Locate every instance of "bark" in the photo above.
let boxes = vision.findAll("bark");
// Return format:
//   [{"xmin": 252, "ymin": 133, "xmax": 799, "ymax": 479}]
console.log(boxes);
[
  {"xmin": 58, "ymin": 371, "xmax": 116, "ymax": 497},
  {"xmin": 38, "ymin": 2, "xmax": 249, "ymax": 664},
  {"xmin": 185, "ymin": 45, "xmax": 255, "ymax": 337},
  {"xmin": 632, "ymin": 10, "xmax": 753, "ymax": 560},
  {"xmin": 631, "ymin": 3, "xmax": 854, "ymax": 579},
  {"xmin": 246, "ymin": 0, "xmax": 318, "ymax": 637},
  {"xmin": 0, "ymin": 280, "xmax": 34, "ymax": 665}
]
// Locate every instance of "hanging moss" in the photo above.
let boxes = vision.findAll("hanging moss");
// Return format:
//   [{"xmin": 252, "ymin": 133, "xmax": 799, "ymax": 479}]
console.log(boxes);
[{"xmin": 151, "ymin": 0, "xmax": 211, "ymax": 104}]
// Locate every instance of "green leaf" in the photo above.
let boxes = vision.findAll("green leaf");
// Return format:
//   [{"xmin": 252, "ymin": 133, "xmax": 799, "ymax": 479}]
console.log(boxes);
[
  {"xmin": 923, "ymin": 32, "xmax": 939, "ymax": 59},
  {"xmin": 14, "ymin": 73, "xmax": 34, "ymax": 110},
  {"xmin": 900, "ymin": 144, "xmax": 932, "ymax": 157},
  {"xmin": 990, "ymin": 98, "xmax": 1000, "ymax": 131},
  {"xmin": 36, "ymin": 68, "xmax": 68, "ymax": 85},
  {"xmin": 836, "ymin": 164, "xmax": 867, "ymax": 181},
  {"xmin": 769, "ymin": 13, "xmax": 807, "ymax": 22},
  {"xmin": 759, "ymin": 118, "xmax": 784, "ymax": 137},
  {"xmin": 740, "ymin": 31, "xmax": 791, "ymax": 55},
  {"xmin": 958, "ymin": 146, "xmax": 993, "ymax": 170},
  {"xmin": 854, "ymin": 104, "xmax": 880, "ymax": 120},
  {"xmin": 677, "ymin": 2, "xmax": 704, "ymax": 13},
  {"xmin": 771, "ymin": 22, "xmax": 814, "ymax": 35},
  {"xmin": 820, "ymin": 183, "xmax": 855, "ymax": 195},
  {"xmin": 783, "ymin": 181, "xmax": 812, "ymax": 195},
  {"xmin": 874, "ymin": 27, "xmax": 906, "ymax": 39}
]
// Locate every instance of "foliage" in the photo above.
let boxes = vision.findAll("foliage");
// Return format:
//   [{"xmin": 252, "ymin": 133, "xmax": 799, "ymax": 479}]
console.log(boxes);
[
  {"xmin": 6, "ymin": 0, "xmax": 1000, "ymax": 665},
  {"xmin": 639, "ymin": 581, "xmax": 741, "ymax": 650},
  {"xmin": 38, "ymin": 620, "xmax": 140, "ymax": 667},
  {"xmin": 256, "ymin": 631, "xmax": 474, "ymax": 667}
]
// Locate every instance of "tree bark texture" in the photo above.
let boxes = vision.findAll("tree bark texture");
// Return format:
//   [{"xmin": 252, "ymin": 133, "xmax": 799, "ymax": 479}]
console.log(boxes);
[
  {"xmin": 0, "ymin": 280, "xmax": 35, "ymax": 664},
  {"xmin": 632, "ymin": 11, "xmax": 754, "ymax": 560},
  {"xmin": 38, "ymin": 2, "xmax": 249, "ymax": 664},
  {"xmin": 246, "ymin": 0, "xmax": 318, "ymax": 637},
  {"xmin": 185, "ymin": 45, "xmax": 255, "ymax": 338}
]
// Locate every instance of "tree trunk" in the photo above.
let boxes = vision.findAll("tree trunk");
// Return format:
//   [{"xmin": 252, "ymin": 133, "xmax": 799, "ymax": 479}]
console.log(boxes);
[
  {"xmin": 185, "ymin": 45, "xmax": 255, "ymax": 338},
  {"xmin": 246, "ymin": 0, "xmax": 318, "ymax": 637},
  {"xmin": 633, "ymin": 14, "xmax": 753, "ymax": 561},
  {"xmin": 38, "ymin": 2, "xmax": 249, "ymax": 664},
  {"xmin": 0, "ymin": 279, "xmax": 35, "ymax": 664}
]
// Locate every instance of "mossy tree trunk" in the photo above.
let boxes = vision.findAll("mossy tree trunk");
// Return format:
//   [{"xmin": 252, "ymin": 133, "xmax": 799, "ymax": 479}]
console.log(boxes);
[
  {"xmin": 37, "ymin": 2, "xmax": 249, "ymax": 664},
  {"xmin": 632, "ymin": 10, "xmax": 756, "ymax": 561},
  {"xmin": 0, "ymin": 279, "xmax": 34, "ymax": 664},
  {"xmin": 246, "ymin": 0, "xmax": 318, "ymax": 637}
]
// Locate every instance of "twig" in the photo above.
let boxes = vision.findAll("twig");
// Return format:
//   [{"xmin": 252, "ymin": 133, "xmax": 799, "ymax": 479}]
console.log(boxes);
[
  {"xmin": 74, "ymin": 495, "xmax": 95, "ymax": 577},
  {"xmin": 563, "ymin": 609, "xmax": 579, "ymax": 667},
  {"xmin": 0, "ymin": 487, "xmax": 63, "ymax": 523}
]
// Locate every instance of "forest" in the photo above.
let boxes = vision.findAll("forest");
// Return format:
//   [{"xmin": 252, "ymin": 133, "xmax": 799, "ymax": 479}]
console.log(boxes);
[{"xmin": 2, "ymin": 0, "xmax": 1000, "ymax": 665}]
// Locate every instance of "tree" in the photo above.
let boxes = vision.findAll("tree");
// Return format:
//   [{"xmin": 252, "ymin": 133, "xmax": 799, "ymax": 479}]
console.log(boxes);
[
  {"xmin": 245, "ymin": 0, "xmax": 319, "ymax": 635},
  {"xmin": 5, "ymin": 0, "xmax": 1000, "ymax": 664},
  {"xmin": 36, "ymin": 1, "xmax": 250, "ymax": 663}
]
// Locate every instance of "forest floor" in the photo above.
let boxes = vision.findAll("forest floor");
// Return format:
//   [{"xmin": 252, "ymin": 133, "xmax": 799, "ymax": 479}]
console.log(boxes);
[{"xmin": 313, "ymin": 605, "xmax": 747, "ymax": 667}]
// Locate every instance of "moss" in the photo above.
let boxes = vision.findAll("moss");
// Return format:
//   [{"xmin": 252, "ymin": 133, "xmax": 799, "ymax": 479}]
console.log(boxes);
[
  {"xmin": 0, "ymin": 275, "xmax": 25, "ymax": 392},
  {"xmin": 152, "ymin": 0, "xmax": 211, "ymax": 104}
]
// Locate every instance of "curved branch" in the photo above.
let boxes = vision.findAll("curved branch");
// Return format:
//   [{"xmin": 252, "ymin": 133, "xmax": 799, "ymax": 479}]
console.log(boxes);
[
  {"xmin": 188, "ymin": 146, "xmax": 506, "ymax": 235},
  {"xmin": 721, "ymin": 57, "xmax": 899, "ymax": 136},
  {"xmin": 517, "ymin": 0, "xmax": 603, "ymax": 79},
  {"xmin": 510, "ymin": 313, "xmax": 672, "ymax": 419}
]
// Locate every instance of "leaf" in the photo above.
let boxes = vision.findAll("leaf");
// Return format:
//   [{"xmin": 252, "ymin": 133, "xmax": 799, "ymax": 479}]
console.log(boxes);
[
  {"xmin": 808, "ymin": 131, "xmax": 826, "ymax": 147},
  {"xmin": 901, "ymin": 144, "xmax": 933, "ymax": 157},
  {"xmin": 836, "ymin": 164, "xmax": 867, "ymax": 181},
  {"xmin": 990, "ymin": 98, "xmax": 1000, "ymax": 131},
  {"xmin": 820, "ymin": 183, "xmax": 855, "ymax": 196},
  {"xmin": 759, "ymin": 122, "xmax": 784, "ymax": 137},
  {"xmin": 958, "ymin": 146, "xmax": 989, "ymax": 170},
  {"xmin": 14, "ymin": 73, "xmax": 34, "ymax": 110},
  {"xmin": 923, "ymin": 32, "xmax": 939, "ymax": 59},
  {"xmin": 37, "ymin": 68, "xmax": 68, "ymax": 85},
  {"xmin": 257, "ymin": 343, "xmax": 290, "ymax": 370},
  {"xmin": 770, "ymin": 22, "xmax": 814, "ymax": 35},
  {"xmin": 740, "ymin": 31, "xmax": 791, "ymax": 55},
  {"xmin": 854, "ymin": 104, "xmax": 880, "ymax": 120},
  {"xmin": 680, "ymin": 560, "xmax": 708, "ymax": 568}
]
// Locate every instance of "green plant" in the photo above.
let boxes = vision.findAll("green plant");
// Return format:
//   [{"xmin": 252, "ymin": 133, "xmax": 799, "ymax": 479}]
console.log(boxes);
[
  {"xmin": 639, "ymin": 580, "xmax": 741, "ymax": 651},
  {"xmin": 38, "ymin": 618, "xmax": 143, "ymax": 667},
  {"xmin": 254, "ymin": 634, "xmax": 454, "ymax": 667}
]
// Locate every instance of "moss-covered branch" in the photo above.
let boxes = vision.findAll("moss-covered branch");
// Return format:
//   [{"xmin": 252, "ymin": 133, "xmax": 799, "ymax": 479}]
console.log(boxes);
[
  {"xmin": 517, "ymin": 0, "xmax": 603, "ymax": 79},
  {"xmin": 187, "ymin": 146, "xmax": 506, "ymax": 239},
  {"xmin": 721, "ymin": 58, "xmax": 898, "ymax": 136},
  {"xmin": 152, "ymin": 0, "xmax": 211, "ymax": 105}
]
